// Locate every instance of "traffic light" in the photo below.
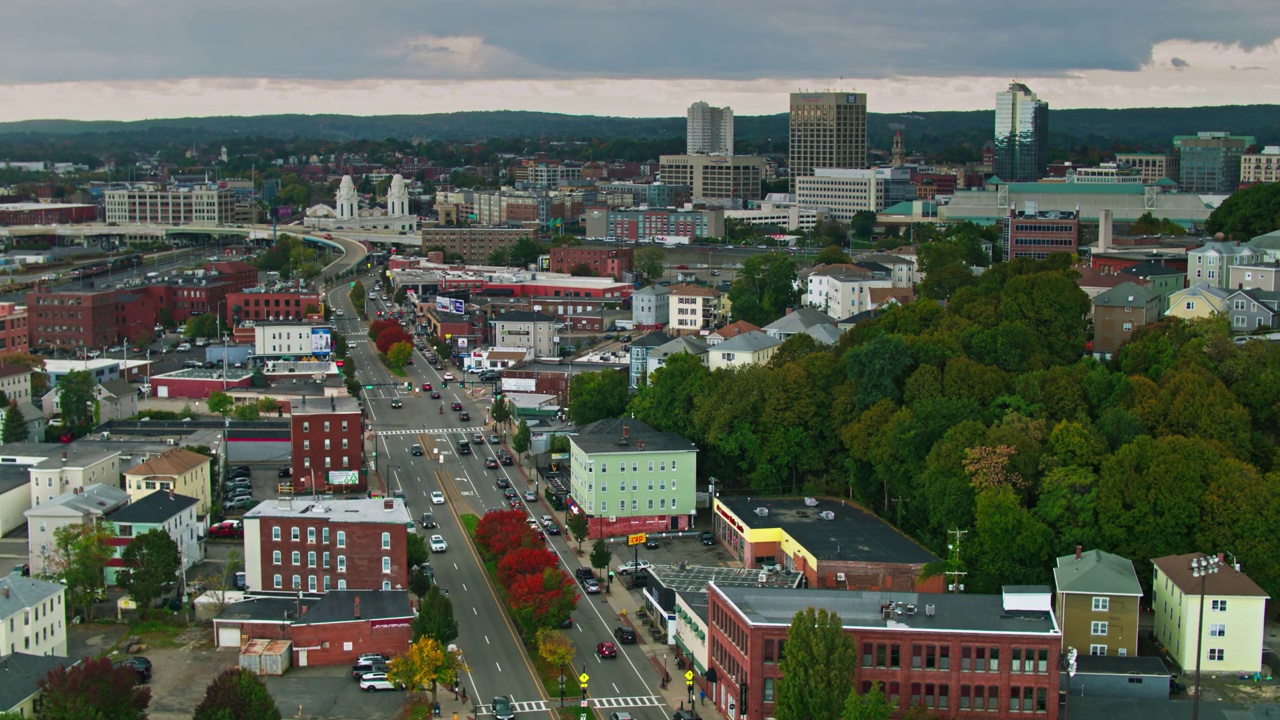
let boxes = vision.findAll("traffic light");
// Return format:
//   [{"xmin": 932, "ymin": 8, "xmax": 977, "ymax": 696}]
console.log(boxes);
[{"xmin": 364, "ymin": 385, "xmax": 374, "ymax": 390}]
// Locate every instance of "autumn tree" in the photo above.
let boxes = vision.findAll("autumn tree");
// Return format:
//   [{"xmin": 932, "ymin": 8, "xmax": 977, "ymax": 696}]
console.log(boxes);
[
  {"xmin": 567, "ymin": 370, "xmax": 629, "ymax": 425},
  {"xmin": 497, "ymin": 547, "xmax": 559, "ymax": 588},
  {"xmin": 774, "ymin": 607, "xmax": 859, "ymax": 720},
  {"xmin": 536, "ymin": 628, "xmax": 575, "ymax": 673},
  {"xmin": 566, "ymin": 510, "xmax": 591, "ymax": 551},
  {"xmin": 387, "ymin": 636, "xmax": 457, "ymax": 701},
  {"xmin": 119, "ymin": 529, "xmax": 182, "ymax": 610},
  {"xmin": 508, "ymin": 567, "xmax": 578, "ymax": 638},
  {"xmin": 193, "ymin": 667, "xmax": 281, "ymax": 720},
  {"xmin": 474, "ymin": 510, "xmax": 538, "ymax": 561},
  {"xmin": 49, "ymin": 521, "xmax": 116, "ymax": 620},
  {"xmin": 367, "ymin": 318, "xmax": 398, "ymax": 341},
  {"xmin": 375, "ymin": 325, "xmax": 413, "ymax": 355},
  {"xmin": 963, "ymin": 445, "xmax": 1026, "ymax": 491},
  {"xmin": 413, "ymin": 586, "xmax": 459, "ymax": 646},
  {"xmin": 386, "ymin": 341, "xmax": 413, "ymax": 368},
  {"xmin": 38, "ymin": 656, "xmax": 151, "ymax": 720}
]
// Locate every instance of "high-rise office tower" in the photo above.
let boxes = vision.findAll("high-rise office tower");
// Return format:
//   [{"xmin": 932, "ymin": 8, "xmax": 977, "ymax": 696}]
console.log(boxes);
[
  {"xmin": 686, "ymin": 102, "xmax": 735, "ymax": 156},
  {"xmin": 1174, "ymin": 132, "xmax": 1256, "ymax": 193},
  {"xmin": 788, "ymin": 92, "xmax": 868, "ymax": 191},
  {"xmin": 993, "ymin": 82, "xmax": 1049, "ymax": 182}
]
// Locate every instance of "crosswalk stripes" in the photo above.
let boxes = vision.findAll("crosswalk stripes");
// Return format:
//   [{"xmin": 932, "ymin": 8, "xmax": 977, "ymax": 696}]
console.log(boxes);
[
  {"xmin": 474, "ymin": 696, "xmax": 663, "ymax": 716},
  {"xmin": 374, "ymin": 427, "xmax": 491, "ymax": 437}
]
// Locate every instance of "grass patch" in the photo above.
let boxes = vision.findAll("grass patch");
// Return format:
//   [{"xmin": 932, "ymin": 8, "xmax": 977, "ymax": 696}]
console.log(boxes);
[
  {"xmin": 460, "ymin": 513, "xmax": 480, "ymax": 535},
  {"xmin": 532, "ymin": 651, "xmax": 584, "ymax": 699},
  {"xmin": 388, "ymin": 366, "xmax": 408, "ymax": 377},
  {"xmin": 116, "ymin": 618, "xmax": 187, "ymax": 650}
]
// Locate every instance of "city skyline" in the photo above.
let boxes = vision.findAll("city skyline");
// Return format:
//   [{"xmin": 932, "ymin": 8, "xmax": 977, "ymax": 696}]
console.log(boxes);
[{"xmin": 0, "ymin": 1, "xmax": 1278, "ymax": 122}]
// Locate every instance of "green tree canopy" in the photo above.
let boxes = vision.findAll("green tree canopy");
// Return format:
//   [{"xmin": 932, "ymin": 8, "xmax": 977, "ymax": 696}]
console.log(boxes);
[
  {"xmin": 38, "ymin": 657, "xmax": 151, "ymax": 720},
  {"xmin": 119, "ymin": 529, "xmax": 182, "ymax": 610},
  {"xmin": 58, "ymin": 369, "xmax": 96, "ymax": 427},
  {"xmin": 207, "ymin": 391, "xmax": 234, "ymax": 417},
  {"xmin": 633, "ymin": 247, "xmax": 666, "ymax": 280},
  {"xmin": 567, "ymin": 370, "xmax": 629, "ymax": 425},
  {"xmin": 774, "ymin": 607, "xmax": 859, "ymax": 720},
  {"xmin": 50, "ymin": 520, "xmax": 115, "ymax": 620},
  {"xmin": 1204, "ymin": 181, "xmax": 1280, "ymax": 239},
  {"xmin": 413, "ymin": 585, "xmax": 459, "ymax": 646},
  {"xmin": 508, "ymin": 236, "xmax": 546, "ymax": 268},
  {"xmin": 1, "ymin": 400, "xmax": 28, "ymax": 443},
  {"xmin": 728, "ymin": 251, "xmax": 801, "ymax": 326},
  {"xmin": 813, "ymin": 245, "xmax": 852, "ymax": 266}
]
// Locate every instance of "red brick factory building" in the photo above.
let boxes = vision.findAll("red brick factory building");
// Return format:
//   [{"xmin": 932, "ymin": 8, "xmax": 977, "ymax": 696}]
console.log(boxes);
[{"xmin": 290, "ymin": 396, "xmax": 366, "ymax": 494}]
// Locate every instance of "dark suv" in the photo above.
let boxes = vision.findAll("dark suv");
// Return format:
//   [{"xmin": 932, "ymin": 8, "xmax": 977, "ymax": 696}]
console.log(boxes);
[
  {"xmin": 575, "ymin": 567, "xmax": 596, "ymax": 583},
  {"xmin": 114, "ymin": 656, "xmax": 152, "ymax": 683}
]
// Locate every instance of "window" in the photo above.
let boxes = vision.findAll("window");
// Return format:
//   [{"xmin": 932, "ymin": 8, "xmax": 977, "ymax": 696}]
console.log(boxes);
[
  {"xmin": 303, "ymin": 422, "xmax": 309, "ymax": 432},
  {"xmin": 1091, "ymin": 621, "xmax": 1108, "ymax": 636},
  {"xmin": 324, "ymin": 576, "xmax": 331, "ymax": 591},
  {"xmin": 336, "ymin": 531, "xmax": 346, "ymax": 547},
  {"xmin": 1090, "ymin": 644, "xmax": 1108, "ymax": 656},
  {"xmin": 323, "ymin": 552, "xmax": 330, "ymax": 568},
  {"xmin": 890, "ymin": 644, "xmax": 901, "ymax": 668},
  {"xmin": 338, "ymin": 579, "xmax": 347, "ymax": 590},
  {"xmin": 291, "ymin": 527, "xmax": 300, "ymax": 541},
  {"xmin": 307, "ymin": 527, "xmax": 316, "ymax": 543},
  {"xmin": 762, "ymin": 678, "xmax": 774, "ymax": 703},
  {"xmin": 292, "ymin": 575, "xmax": 301, "ymax": 589},
  {"xmin": 272, "ymin": 526, "xmax": 281, "ymax": 541},
  {"xmin": 273, "ymin": 574, "xmax": 282, "ymax": 589},
  {"xmin": 272, "ymin": 550, "xmax": 282, "ymax": 565},
  {"xmin": 291, "ymin": 551, "xmax": 300, "ymax": 566},
  {"xmin": 382, "ymin": 532, "xmax": 391, "ymax": 550},
  {"xmin": 337, "ymin": 555, "xmax": 346, "ymax": 572},
  {"xmin": 1210, "ymin": 623, "xmax": 1226, "ymax": 637},
  {"xmin": 382, "ymin": 557, "xmax": 391, "ymax": 573},
  {"xmin": 382, "ymin": 580, "xmax": 392, "ymax": 590},
  {"xmin": 862, "ymin": 642, "xmax": 873, "ymax": 667},
  {"xmin": 307, "ymin": 551, "xmax": 316, "ymax": 567},
  {"xmin": 1209, "ymin": 648, "xmax": 1225, "ymax": 661},
  {"xmin": 303, "ymin": 440, "xmax": 310, "ymax": 450},
  {"xmin": 323, "ymin": 421, "xmax": 330, "ymax": 432},
  {"xmin": 1211, "ymin": 599, "xmax": 1228, "ymax": 612},
  {"xmin": 322, "ymin": 528, "xmax": 329, "ymax": 543},
  {"xmin": 1092, "ymin": 596, "xmax": 1110, "ymax": 611},
  {"xmin": 1122, "ymin": 322, "xmax": 1133, "ymax": 332}
]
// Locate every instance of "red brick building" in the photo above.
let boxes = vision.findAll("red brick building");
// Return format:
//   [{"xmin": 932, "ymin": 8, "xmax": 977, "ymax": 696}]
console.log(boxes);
[
  {"xmin": 0, "ymin": 203, "xmax": 98, "ymax": 225},
  {"xmin": 1003, "ymin": 206, "xmax": 1079, "ymax": 262},
  {"xmin": 549, "ymin": 246, "xmax": 634, "ymax": 280},
  {"xmin": 242, "ymin": 497, "xmax": 412, "ymax": 594},
  {"xmin": 212, "ymin": 590, "xmax": 414, "ymax": 667},
  {"xmin": 707, "ymin": 583, "xmax": 1062, "ymax": 720},
  {"xmin": 290, "ymin": 397, "xmax": 365, "ymax": 493},
  {"xmin": 226, "ymin": 290, "xmax": 320, "ymax": 324},
  {"xmin": 0, "ymin": 302, "xmax": 29, "ymax": 356},
  {"xmin": 26, "ymin": 288, "xmax": 118, "ymax": 352},
  {"xmin": 204, "ymin": 260, "xmax": 259, "ymax": 289}
]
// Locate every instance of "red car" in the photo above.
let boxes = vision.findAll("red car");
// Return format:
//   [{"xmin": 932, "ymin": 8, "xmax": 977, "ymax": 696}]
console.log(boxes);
[
  {"xmin": 450, "ymin": 402, "xmax": 463, "ymax": 411},
  {"xmin": 596, "ymin": 641, "xmax": 617, "ymax": 659},
  {"xmin": 208, "ymin": 520, "xmax": 243, "ymax": 539},
  {"xmin": 422, "ymin": 383, "xmax": 432, "ymax": 391}
]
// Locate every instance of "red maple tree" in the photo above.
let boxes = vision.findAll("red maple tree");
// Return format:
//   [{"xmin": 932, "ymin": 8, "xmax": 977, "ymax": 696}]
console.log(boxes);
[
  {"xmin": 473, "ymin": 510, "xmax": 539, "ymax": 561},
  {"xmin": 497, "ymin": 546, "xmax": 559, "ymax": 588},
  {"xmin": 367, "ymin": 318, "xmax": 399, "ymax": 341},
  {"xmin": 507, "ymin": 567, "xmax": 579, "ymax": 635},
  {"xmin": 375, "ymin": 325, "xmax": 413, "ymax": 354}
]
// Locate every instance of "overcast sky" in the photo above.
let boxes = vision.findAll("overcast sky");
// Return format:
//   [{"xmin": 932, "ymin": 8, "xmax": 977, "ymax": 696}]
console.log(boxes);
[{"xmin": 2, "ymin": 0, "xmax": 1278, "ymax": 121}]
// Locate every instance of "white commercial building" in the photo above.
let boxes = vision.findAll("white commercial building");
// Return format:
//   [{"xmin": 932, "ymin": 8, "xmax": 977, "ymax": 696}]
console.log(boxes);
[
  {"xmin": 795, "ymin": 167, "xmax": 915, "ymax": 221},
  {"xmin": 725, "ymin": 199, "xmax": 826, "ymax": 231},
  {"xmin": 1241, "ymin": 146, "xmax": 1280, "ymax": 186},
  {"xmin": 254, "ymin": 323, "xmax": 334, "ymax": 358},
  {"xmin": 104, "ymin": 186, "xmax": 236, "ymax": 226}
]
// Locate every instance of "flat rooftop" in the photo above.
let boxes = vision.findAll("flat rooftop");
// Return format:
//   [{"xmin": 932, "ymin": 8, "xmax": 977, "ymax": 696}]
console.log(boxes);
[
  {"xmin": 716, "ymin": 496, "xmax": 938, "ymax": 565},
  {"xmin": 715, "ymin": 584, "xmax": 1059, "ymax": 636},
  {"xmin": 154, "ymin": 368, "xmax": 255, "ymax": 381},
  {"xmin": 245, "ymin": 497, "xmax": 412, "ymax": 525}
]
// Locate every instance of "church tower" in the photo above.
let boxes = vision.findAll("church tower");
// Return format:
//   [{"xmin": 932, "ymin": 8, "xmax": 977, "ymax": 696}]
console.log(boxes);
[
  {"xmin": 891, "ymin": 130, "xmax": 906, "ymax": 168},
  {"xmin": 335, "ymin": 175, "xmax": 358, "ymax": 220},
  {"xmin": 386, "ymin": 174, "xmax": 409, "ymax": 217}
]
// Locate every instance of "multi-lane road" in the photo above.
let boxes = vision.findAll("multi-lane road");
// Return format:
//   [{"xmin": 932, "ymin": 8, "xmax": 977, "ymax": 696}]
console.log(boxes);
[{"xmin": 327, "ymin": 281, "xmax": 670, "ymax": 719}]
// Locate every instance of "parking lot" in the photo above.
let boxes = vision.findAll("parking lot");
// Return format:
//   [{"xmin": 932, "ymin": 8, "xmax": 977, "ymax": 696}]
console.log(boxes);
[{"xmin": 596, "ymin": 532, "xmax": 800, "ymax": 593}]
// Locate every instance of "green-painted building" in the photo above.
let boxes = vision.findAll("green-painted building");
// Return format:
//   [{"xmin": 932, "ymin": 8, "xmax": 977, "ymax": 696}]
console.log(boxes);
[
  {"xmin": 1119, "ymin": 259, "xmax": 1185, "ymax": 313},
  {"xmin": 568, "ymin": 418, "xmax": 698, "ymax": 539}
]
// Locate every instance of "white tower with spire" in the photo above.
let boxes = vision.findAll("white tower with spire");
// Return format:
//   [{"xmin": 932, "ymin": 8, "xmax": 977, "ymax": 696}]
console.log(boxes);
[
  {"xmin": 386, "ymin": 174, "xmax": 409, "ymax": 217},
  {"xmin": 335, "ymin": 175, "xmax": 358, "ymax": 220}
]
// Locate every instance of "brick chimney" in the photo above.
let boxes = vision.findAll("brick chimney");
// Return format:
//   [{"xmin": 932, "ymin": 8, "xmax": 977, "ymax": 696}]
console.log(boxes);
[
  {"xmin": 383, "ymin": 499, "xmax": 394, "ymax": 511},
  {"xmin": 1075, "ymin": 545, "xmax": 1082, "ymax": 561},
  {"xmin": 353, "ymin": 595, "xmax": 361, "ymax": 620},
  {"xmin": 168, "ymin": 486, "xmax": 174, "ymax": 500}
]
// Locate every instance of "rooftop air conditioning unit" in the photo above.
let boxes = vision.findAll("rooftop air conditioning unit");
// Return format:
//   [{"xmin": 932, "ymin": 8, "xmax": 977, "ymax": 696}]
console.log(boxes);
[
  {"xmin": 836, "ymin": 572, "xmax": 846, "ymax": 583},
  {"xmin": 925, "ymin": 604, "xmax": 936, "ymax": 617},
  {"xmin": 755, "ymin": 507, "xmax": 769, "ymax": 517},
  {"xmin": 804, "ymin": 497, "xmax": 819, "ymax": 507},
  {"xmin": 819, "ymin": 511, "xmax": 835, "ymax": 520}
]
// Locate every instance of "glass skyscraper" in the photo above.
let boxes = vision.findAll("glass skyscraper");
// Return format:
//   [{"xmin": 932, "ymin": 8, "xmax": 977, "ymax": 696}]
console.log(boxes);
[{"xmin": 993, "ymin": 82, "xmax": 1048, "ymax": 182}]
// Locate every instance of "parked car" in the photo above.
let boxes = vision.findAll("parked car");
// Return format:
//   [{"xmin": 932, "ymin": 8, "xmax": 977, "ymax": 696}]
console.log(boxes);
[
  {"xmin": 208, "ymin": 520, "xmax": 243, "ymax": 539},
  {"xmin": 356, "ymin": 653, "xmax": 387, "ymax": 663},
  {"xmin": 644, "ymin": 538, "xmax": 660, "ymax": 550},
  {"xmin": 488, "ymin": 434, "xmax": 501, "ymax": 445},
  {"xmin": 224, "ymin": 497, "xmax": 256, "ymax": 511},
  {"xmin": 583, "ymin": 578, "xmax": 601, "ymax": 594},
  {"xmin": 359, "ymin": 674, "xmax": 400, "ymax": 692},
  {"xmin": 524, "ymin": 490, "xmax": 538, "ymax": 502},
  {"xmin": 228, "ymin": 466, "xmax": 251, "ymax": 476},
  {"xmin": 277, "ymin": 466, "xmax": 292, "ymax": 478},
  {"xmin": 700, "ymin": 531, "xmax": 715, "ymax": 546},
  {"xmin": 616, "ymin": 560, "xmax": 651, "ymax": 575},
  {"xmin": 224, "ymin": 487, "xmax": 253, "ymax": 499},
  {"xmin": 596, "ymin": 641, "xmax": 617, "ymax": 659},
  {"xmin": 614, "ymin": 626, "xmax": 638, "ymax": 644},
  {"xmin": 114, "ymin": 656, "xmax": 152, "ymax": 683},
  {"xmin": 575, "ymin": 568, "xmax": 596, "ymax": 582},
  {"xmin": 351, "ymin": 661, "xmax": 388, "ymax": 679}
]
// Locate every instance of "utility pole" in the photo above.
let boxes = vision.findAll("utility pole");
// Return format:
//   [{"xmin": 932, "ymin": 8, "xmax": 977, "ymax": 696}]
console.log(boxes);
[
  {"xmin": 890, "ymin": 497, "xmax": 909, "ymax": 528},
  {"xmin": 945, "ymin": 528, "xmax": 968, "ymax": 593}
]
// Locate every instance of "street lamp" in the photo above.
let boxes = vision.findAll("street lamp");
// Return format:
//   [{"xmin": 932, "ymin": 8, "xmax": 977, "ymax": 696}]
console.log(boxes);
[{"xmin": 1190, "ymin": 553, "xmax": 1221, "ymax": 720}]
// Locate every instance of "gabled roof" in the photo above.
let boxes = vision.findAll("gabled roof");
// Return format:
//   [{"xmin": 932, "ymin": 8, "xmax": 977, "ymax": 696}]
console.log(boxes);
[
  {"xmin": 802, "ymin": 323, "xmax": 843, "ymax": 345},
  {"xmin": 1075, "ymin": 266, "xmax": 1129, "ymax": 290},
  {"xmin": 0, "ymin": 653, "xmax": 77, "ymax": 711},
  {"xmin": 629, "ymin": 331, "xmax": 673, "ymax": 349},
  {"xmin": 651, "ymin": 336, "xmax": 709, "ymax": 360},
  {"xmin": 97, "ymin": 379, "xmax": 136, "ymax": 399},
  {"xmin": 715, "ymin": 330, "xmax": 784, "ymax": 354},
  {"xmin": 0, "ymin": 363, "xmax": 31, "ymax": 379},
  {"xmin": 1249, "ymin": 229, "xmax": 1280, "ymax": 249},
  {"xmin": 1224, "ymin": 288, "xmax": 1280, "ymax": 309},
  {"xmin": 1054, "ymin": 549, "xmax": 1143, "ymax": 597},
  {"xmin": 709, "ymin": 320, "xmax": 760, "ymax": 340},
  {"xmin": 0, "ymin": 576, "xmax": 65, "ymax": 617},
  {"xmin": 634, "ymin": 284, "xmax": 673, "ymax": 297},
  {"xmin": 667, "ymin": 283, "xmax": 721, "ymax": 298},
  {"xmin": 1152, "ymin": 553, "xmax": 1269, "ymax": 598},
  {"xmin": 1170, "ymin": 282, "xmax": 1231, "ymax": 302},
  {"xmin": 107, "ymin": 491, "xmax": 198, "ymax": 525},
  {"xmin": 1190, "ymin": 241, "xmax": 1256, "ymax": 258},
  {"xmin": 123, "ymin": 447, "xmax": 210, "ymax": 477},
  {"xmin": 1094, "ymin": 282, "xmax": 1159, "ymax": 308},
  {"xmin": 868, "ymin": 287, "xmax": 915, "ymax": 306},
  {"xmin": 762, "ymin": 307, "xmax": 835, "ymax": 335}
]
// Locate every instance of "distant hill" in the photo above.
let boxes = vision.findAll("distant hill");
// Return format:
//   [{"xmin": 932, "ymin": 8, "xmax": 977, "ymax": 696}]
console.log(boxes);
[{"xmin": 0, "ymin": 105, "xmax": 1276, "ymax": 156}]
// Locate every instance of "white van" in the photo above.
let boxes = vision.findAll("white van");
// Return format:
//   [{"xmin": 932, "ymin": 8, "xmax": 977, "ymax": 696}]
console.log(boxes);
[{"xmin": 194, "ymin": 337, "xmax": 208, "ymax": 347}]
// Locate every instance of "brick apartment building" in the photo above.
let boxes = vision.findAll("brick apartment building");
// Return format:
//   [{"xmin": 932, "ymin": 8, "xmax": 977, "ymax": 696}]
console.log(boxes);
[
  {"xmin": 227, "ymin": 290, "xmax": 320, "ymax": 324},
  {"xmin": 241, "ymin": 496, "xmax": 413, "ymax": 594},
  {"xmin": 420, "ymin": 225, "xmax": 535, "ymax": 265},
  {"xmin": 549, "ymin": 246, "xmax": 634, "ymax": 280},
  {"xmin": 1003, "ymin": 206, "xmax": 1080, "ymax": 261},
  {"xmin": 26, "ymin": 289, "xmax": 119, "ymax": 352},
  {"xmin": 0, "ymin": 302, "xmax": 30, "ymax": 356},
  {"xmin": 290, "ymin": 397, "xmax": 365, "ymax": 493},
  {"xmin": 707, "ymin": 584, "xmax": 1061, "ymax": 720}
]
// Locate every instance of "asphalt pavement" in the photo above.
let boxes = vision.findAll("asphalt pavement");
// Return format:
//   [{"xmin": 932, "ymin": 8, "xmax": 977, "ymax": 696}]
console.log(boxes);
[{"xmin": 328, "ymin": 279, "xmax": 679, "ymax": 720}]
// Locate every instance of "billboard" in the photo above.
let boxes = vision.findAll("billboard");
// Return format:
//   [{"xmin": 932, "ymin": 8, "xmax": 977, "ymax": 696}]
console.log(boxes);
[
  {"xmin": 328, "ymin": 470, "xmax": 359, "ymax": 486},
  {"xmin": 310, "ymin": 328, "xmax": 332, "ymax": 356},
  {"xmin": 435, "ymin": 296, "xmax": 466, "ymax": 315}
]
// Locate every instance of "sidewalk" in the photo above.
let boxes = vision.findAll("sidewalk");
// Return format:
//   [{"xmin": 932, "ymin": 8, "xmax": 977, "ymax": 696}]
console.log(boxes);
[{"xmin": 513, "ymin": 459, "xmax": 722, "ymax": 720}]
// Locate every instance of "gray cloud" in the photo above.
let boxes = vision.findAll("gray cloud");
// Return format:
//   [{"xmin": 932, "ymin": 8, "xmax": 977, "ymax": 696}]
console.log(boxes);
[
  {"xmin": 1171, "ymin": 57, "xmax": 1191, "ymax": 68},
  {"xmin": 3, "ymin": 0, "xmax": 1279, "ymax": 83}
]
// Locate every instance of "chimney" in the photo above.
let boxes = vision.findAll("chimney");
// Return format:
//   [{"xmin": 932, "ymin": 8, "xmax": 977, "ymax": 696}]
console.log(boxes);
[
  {"xmin": 1075, "ymin": 545, "xmax": 1082, "ymax": 560},
  {"xmin": 383, "ymin": 499, "xmax": 394, "ymax": 511},
  {"xmin": 1098, "ymin": 209, "xmax": 1113, "ymax": 252},
  {"xmin": 2, "ymin": 587, "xmax": 8, "ymax": 599},
  {"xmin": 168, "ymin": 486, "xmax": 174, "ymax": 500},
  {"xmin": 353, "ymin": 595, "xmax": 361, "ymax": 620},
  {"xmin": 60, "ymin": 450, "xmax": 68, "ymax": 463}
]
